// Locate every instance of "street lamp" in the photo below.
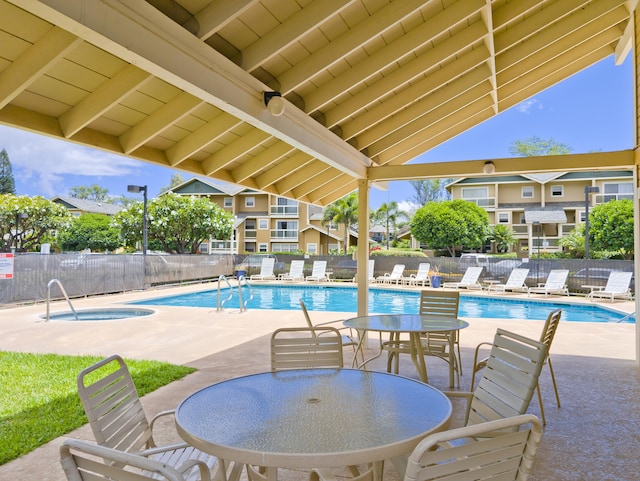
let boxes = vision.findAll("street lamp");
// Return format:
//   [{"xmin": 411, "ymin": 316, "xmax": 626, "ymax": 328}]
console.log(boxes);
[
  {"xmin": 127, "ymin": 184, "xmax": 148, "ymax": 255},
  {"xmin": 14, "ymin": 212, "xmax": 28, "ymax": 252},
  {"xmin": 584, "ymin": 186, "xmax": 600, "ymax": 260}
]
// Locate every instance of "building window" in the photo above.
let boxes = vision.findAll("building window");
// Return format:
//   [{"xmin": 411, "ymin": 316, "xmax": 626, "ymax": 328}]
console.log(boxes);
[
  {"xmin": 258, "ymin": 219, "xmax": 268, "ymax": 230},
  {"xmin": 245, "ymin": 196, "xmax": 255, "ymax": 207},
  {"xmin": 224, "ymin": 197, "xmax": 232, "ymax": 208},
  {"xmin": 497, "ymin": 212, "xmax": 510, "ymax": 224},
  {"xmin": 602, "ymin": 182, "xmax": 633, "ymax": 201},
  {"xmin": 272, "ymin": 243, "xmax": 298, "ymax": 252},
  {"xmin": 522, "ymin": 186, "xmax": 534, "ymax": 198},
  {"xmin": 550, "ymin": 185, "xmax": 563, "ymax": 197},
  {"xmin": 307, "ymin": 243, "xmax": 318, "ymax": 254},
  {"xmin": 258, "ymin": 243, "xmax": 268, "ymax": 252},
  {"xmin": 579, "ymin": 211, "xmax": 586, "ymax": 222},
  {"xmin": 519, "ymin": 214, "xmax": 526, "ymax": 224}
]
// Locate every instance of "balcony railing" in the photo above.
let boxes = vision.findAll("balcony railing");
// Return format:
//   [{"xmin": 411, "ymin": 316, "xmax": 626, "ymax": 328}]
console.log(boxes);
[
  {"xmin": 270, "ymin": 229, "xmax": 298, "ymax": 240},
  {"xmin": 270, "ymin": 205, "xmax": 299, "ymax": 216},
  {"xmin": 244, "ymin": 229, "xmax": 257, "ymax": 239},
  {"xmin": 463, "ymin": 197, "xmax": 496, "ymax": 208},
  {"xmin": 594, "ymin": 193, "xmax": 633, "ymax": 203}
]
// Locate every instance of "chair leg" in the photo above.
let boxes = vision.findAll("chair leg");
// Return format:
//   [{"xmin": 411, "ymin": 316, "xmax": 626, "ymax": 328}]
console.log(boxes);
[
  {"xmin": 536, "ymin": 383, "xmax": 547, "ymax": 426},
  {"xmin": 547, "ymin": 356, "xmax": 561, "ymax": 407}
]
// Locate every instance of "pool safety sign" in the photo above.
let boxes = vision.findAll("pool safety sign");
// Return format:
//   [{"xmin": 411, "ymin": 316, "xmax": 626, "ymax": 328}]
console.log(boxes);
[{"xmin": 0, "ymin": 253, "xmax": 14, "ymax": 279}]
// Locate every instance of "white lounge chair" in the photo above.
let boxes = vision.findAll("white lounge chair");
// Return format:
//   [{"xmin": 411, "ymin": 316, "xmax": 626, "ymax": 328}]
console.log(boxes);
[
  {"xmin": 352, "ymin": 259, "xmax": 376, "ymax": 283},
  {"xmin": 587, "ymin": 271, "xmax": 633, "ymax": 302},
  {"xmin": 376, "ymin": 264, "xmax": 405, "ymax": 284},
  {"xmin": 528, "ymin": 269, "xmax": 569, "ymax": 297},
  {"xmin": 249, "ymin": 257, "xmax": 276, "ymax": 281},
  {"xmin": 403, "ymin": 263, "xmax": 431, "ymax": 287},
  {"xmin": 442, "ymin": 266, "xmax": 483, "ymax": 290},
  {"xmin": 487, "ymin": 267, "xmax": 530, "ymax": 293},
  {"xmin": 280, "ymin": 259, "xmax": 305, "ymax": 282},
  {"xmin": 306, "ymin": 260, "xmax": 328, "ymax": 282}
]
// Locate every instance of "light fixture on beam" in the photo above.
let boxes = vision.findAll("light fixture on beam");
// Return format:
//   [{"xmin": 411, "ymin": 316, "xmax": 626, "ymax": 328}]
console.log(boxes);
[
  {"xmin": 482, "ymin": 161, "xmax": 495, "ymax": 174},
  {"xmin": 263, "ymin": 91, "xmax": 285, "ymax": 116}
]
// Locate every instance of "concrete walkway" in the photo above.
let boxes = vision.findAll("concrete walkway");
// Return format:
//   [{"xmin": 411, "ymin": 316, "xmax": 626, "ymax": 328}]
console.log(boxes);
[{"xmin": 1, "ymin": 283, "xmax": 639, "ymax": 481}]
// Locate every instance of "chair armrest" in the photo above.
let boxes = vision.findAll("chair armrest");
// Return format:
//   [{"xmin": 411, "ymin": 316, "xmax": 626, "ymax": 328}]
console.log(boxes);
[
  {"xmin": 148, "ymin": 409, "xmax": 176, "ymax": 443},
  {"xmin": 176, "ymin": 459, "xmax": 213, "ymax": 481},
  {"xmin": 442, "ymin": 391, "xmax": 473, "ymax": 425}
]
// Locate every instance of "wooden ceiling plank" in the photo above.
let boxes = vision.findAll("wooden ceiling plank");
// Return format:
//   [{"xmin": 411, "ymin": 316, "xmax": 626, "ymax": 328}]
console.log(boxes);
[
  {"xmin": 314, "ymin": 180, "xmax": 358, "ymax": 206},
  {"xmin": 59, "ymin": 64, "xmax": 151, "ymax": 138},
  {"xmin": 324, "ymin": 20, "xmax": 488, "ymax": 127},
  {"xmin": 232, "ymin": 141, "xmax": 295, "ymax": 182},
  {"xmin": 166, "ymin": 113, "xmax": 243, "ymax": 166},
  {"xmin": 343, "ymin": 48, "xmax": 490, "ymax": 141},
  {"xmin": 492, "ymin": 0, "xmax": 543, "ymax": 29},
  {"xmin": 291, "ymin": 169, "xmax": 339, "ymax": 198},
  {"xmin": 196, "ymin": 0, "xmax": 257, "ymax": 41},
  {"xmin": 304, "ymin": 0, "xmax": 485, "ymax": 113},
  {"xmin": 33, "ymin": 0, "xmax": 370, "ymax": 179},
  {"xmin": 240, "ymin": 0, "xmax": 354, "ymax": 72},
  {"xmin": 119, "ymin": 91, "xmax": 202, "ymax": 154},
  {"xmin": 497, "ymin": 6, "xmax": 629, "ymax": 73},
  {"xmin": 495, "ymin": 0, "xmax": 625, "ymax": 54},
  {"xmin": 255, "ymin": 151, "xmax": 313, "ymax": 189},
  {"xmin": 272, "ymin": 158, "xmax": 326, "ymax": 192},
  {"xmin": 278, "ymin": 0, "xmax": 427, "ymax": 93},
  {"xmin": 0, "ymin": 26, "xmax": 80, "ymax": 109},
  {"xmin": 614, "ymin": 12, "xmax": 634, "ymax": 64},
  {"xmin": 480, "ymin": 1, "xmax": 498, "ymax": 115},
  {"xmin": 366, "ymin": 81, "xmax": 493, "ymax": 157},
  {"xmin": 497, "ymin": 28, "xmax": 622, "ymax": 88},
  {"xmin": 202, "ymin": 128, "xmax": 271, "ymax": 175}
]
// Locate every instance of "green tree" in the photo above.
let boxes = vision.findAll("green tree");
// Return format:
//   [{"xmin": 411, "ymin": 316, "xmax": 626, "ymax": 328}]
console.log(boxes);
[
  {"xmin": 409, "ymin": 179, "xmax": 452, "ymax": 205},
  {"xmin": 410, "ymin": 200, "xmax": 489, "ymax": 257},
  {"xmin": 557, "ymin": 224, "xmax": 585, "ymax": 258},
  {"xmin": 489, "ymin": 224, "xmax": 517, "ymax": 253},
  {"xmin": 69, "ymin": 184, "xmax": 111, "ymax": 202},
  {"xmin": 321, "ymin": 193, "xmax": 358, "ymax": 254},
  {"xmin": 159, "ymin": 173, "xmax": 185, "ymax": 194},
  {"xmin": 509, "ymin": 136, "xmax": 571, "ymax": 157},
  {"xmin": 0, "ymin": 148, "xmax": 16, "ymax": 194},
  {"xmin": 589, "ymin": 199, "xmax": 634, "ymax": 259},
  {"xmin": 371, "ymin": 201, "xmax": 409, "ymax": 249},
  {"xmin": 57, "ymin": 213, "xmax": 121, "ymax": 252},
  {"xmin": 0, "ymin": 194, "xmax": 71, "ymax": 252},
  {"xmin": 113, "ymin": 193, "xmax": 233, "ymax": 254}
]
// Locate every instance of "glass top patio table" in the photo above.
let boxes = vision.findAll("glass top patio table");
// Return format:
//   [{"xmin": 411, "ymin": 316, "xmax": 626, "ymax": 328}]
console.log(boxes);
[
  {"xmin": 343, "ymin": 314, "xmax": 469, "ymax": 387},
  {"xmin": 175, "ymin": 368, "xmax": 451, "ymax": 473}
]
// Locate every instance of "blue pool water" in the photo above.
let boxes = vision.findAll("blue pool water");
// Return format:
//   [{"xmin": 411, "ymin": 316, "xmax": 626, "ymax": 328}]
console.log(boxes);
[{"xmin": 131, "ymin": 285, "xmax": 633, "ymax": 323}]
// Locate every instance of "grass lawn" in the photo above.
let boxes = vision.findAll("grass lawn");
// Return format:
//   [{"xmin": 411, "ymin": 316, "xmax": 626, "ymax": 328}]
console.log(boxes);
[{"xmin": 0, "ymin": 351, "xmax": 195, "ymax": 465}]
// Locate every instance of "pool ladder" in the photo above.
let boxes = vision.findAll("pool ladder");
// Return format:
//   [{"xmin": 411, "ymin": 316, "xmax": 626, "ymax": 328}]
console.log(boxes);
[
  {"xmin": 216, "ymin": 275, "xmax": 253, "ymax": 312},
  {"xmin": 45, "ymin": 279, "xmax": 78, "ymax": 322}
]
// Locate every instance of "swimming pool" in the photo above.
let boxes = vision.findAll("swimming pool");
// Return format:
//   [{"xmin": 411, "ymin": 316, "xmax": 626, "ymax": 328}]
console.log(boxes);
[{"xmin": 131, "ymin": 285, "xmax": 633, "ymax": 323}]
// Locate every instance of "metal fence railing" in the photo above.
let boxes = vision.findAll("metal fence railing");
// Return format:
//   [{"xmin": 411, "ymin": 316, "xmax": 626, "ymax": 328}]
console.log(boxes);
[{"xmin": 2, "ymin": 253, "xmax": 634, "ymax": 305}]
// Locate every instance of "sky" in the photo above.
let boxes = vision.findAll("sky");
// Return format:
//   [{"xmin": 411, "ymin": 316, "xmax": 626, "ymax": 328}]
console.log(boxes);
[{"xmin": 0, "ymin": 55, "xmax": 634, "ymax": 210}]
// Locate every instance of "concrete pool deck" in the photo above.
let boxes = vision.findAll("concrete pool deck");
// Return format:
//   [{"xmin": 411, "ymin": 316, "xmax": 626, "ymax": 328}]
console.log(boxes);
[{"xmin": 1, "ymin": 281, "xmax": 639, "ymax": 481}]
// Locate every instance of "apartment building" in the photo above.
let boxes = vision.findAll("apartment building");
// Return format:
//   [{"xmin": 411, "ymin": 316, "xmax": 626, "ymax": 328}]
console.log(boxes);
[
  {"xmin": 168, "ymin": 178, "xmax": 355, "ymax": 254},
  {"xmin": 447, "ymin": 170, "xmax": 633, "ymax": 255}
]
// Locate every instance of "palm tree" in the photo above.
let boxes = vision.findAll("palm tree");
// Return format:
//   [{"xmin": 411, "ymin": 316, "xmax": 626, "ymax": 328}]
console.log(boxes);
[
  {"xmin": 372, "ymin": 201, "xmax": 409, "ymax": 249},
  {"xmin": 322, "ymin": 193, "xmax": 358, "ymax": 253}
]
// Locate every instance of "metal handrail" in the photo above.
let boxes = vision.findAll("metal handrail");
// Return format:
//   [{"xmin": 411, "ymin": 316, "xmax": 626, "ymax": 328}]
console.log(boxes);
[
  {"xmin": 216, "ymin": 275, "xmax": 234, "ymax": 311},
  {"xmin": 237, "ymin": 275, "xmax": 253, "ymax": 311},
  {"xmin": 45, "ymin": 279, "xmax": 78, "ymax": 322}
]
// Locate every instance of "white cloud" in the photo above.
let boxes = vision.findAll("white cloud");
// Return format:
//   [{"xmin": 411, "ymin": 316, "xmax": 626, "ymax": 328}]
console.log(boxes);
[
  {"xmin": 516, "ymin": 98, "xmax": 542, "ymax": 114},
  {"xmin": 0, "ymin": 125, "xmax": 144, "ymax": 196}
]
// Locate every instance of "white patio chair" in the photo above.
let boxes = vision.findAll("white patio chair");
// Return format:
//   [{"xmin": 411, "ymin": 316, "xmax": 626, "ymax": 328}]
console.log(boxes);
[
  {"xmin": 76, "ymin": 355, "xmax": 219, "ymax": 481},
  {"xmin": 487, "ymin": 267, "xmax": 530, "ymax": 293},
  {"xmin": 270, "ymin": 326, "xmax": 344, "ymax": 370},
  {"xmin": 442, "ymin": 266, "xmax": 483, "ymax": 290},
  {"xmin": 528, "ymin": 269, "xmax": 569, "ymax": 297},
  {"xmin": 306, "ymin": 260, "xmax": 328, "ymax": 282},
  {"xmin": 249, "ymin": 257, "xmax": 276, "ymax": 281},
  {"xmin": 403, "ymin": 414, "xmax": 543, "ymax": 481},
  {"xmin": 404, "ymin": 262, "xmax": 431, "ymax": 286},
  {"xmin": 587, "ymin": 271, "xmax": 633, "ymax": 302},
  {"xmin": 280, "ymin": 259, "xmax": 305, "ymax": 282},
  {"xmin": 376, "ymin": 264, "xmax": 405, "ymax": 284},
  {"xmin": 60, "ymin": 438, "xmax": 212, "ymax": 481}
]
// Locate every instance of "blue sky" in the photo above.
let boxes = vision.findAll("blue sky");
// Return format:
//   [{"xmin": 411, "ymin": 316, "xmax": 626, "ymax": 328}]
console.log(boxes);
[{"xmin": 0, "ymin": 55, "xmax": 633, "ymax": 209}]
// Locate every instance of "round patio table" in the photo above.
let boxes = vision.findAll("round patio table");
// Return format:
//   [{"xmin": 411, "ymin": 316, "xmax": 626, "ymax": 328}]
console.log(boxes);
[
  {"xmin": 175, "ymin": 369, "xmax": 451, "ymax": 480},
  {"xmin": 344, "ymin": 314, "xmax": 469, "ymax": 387}
]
